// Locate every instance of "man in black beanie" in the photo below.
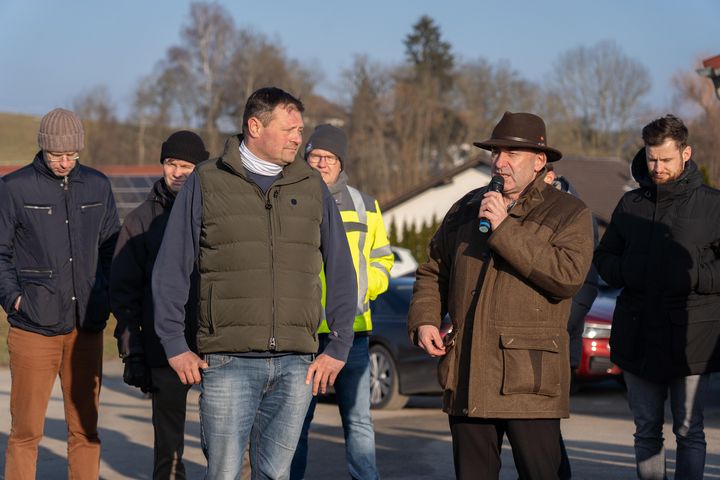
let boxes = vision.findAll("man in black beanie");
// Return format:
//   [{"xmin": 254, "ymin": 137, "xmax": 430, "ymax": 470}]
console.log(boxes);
[{"xmin": 110, "ymin": 130, "xmax": 209, "ymax": 479}]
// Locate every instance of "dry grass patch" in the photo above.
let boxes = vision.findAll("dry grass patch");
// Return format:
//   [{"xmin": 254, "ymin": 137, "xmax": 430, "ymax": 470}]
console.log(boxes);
[{"xmin": 0, "ymin": 112, "xmax": 39, "ymax": 166}]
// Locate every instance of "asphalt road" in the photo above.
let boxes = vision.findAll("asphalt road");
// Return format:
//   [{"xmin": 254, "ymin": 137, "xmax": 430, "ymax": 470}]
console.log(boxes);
[{"xmin": 1, "ymin": 362, "xmax": 719, "ymax": 479}]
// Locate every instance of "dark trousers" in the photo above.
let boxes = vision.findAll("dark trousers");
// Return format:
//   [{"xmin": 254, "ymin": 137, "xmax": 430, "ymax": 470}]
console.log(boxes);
[
  {"xmin": 151, "ymin": 366, "xmax": 192, "ymax": 480},
  {"xmin": 449, "ymin": 416, "xmax": 561, "ymax": 480}
]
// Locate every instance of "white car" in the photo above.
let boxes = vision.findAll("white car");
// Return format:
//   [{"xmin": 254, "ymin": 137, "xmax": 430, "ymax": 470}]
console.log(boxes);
[{"xmin": 389, "ymin": 246, "xmax": 418, "ymax": 278}]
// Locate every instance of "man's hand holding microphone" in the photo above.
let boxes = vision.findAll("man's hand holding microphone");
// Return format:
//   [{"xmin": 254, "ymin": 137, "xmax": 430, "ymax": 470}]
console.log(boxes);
[
  {"xmin": 417, "ymin": 176, "xmax": 507, "ymax": 359},
  {"xmin": 479, "ymin": 175, "xmax": 506, "ymax": 234}
]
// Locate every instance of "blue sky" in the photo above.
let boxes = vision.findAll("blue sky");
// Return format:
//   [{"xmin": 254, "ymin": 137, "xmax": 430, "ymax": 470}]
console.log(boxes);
[{"xmin": 0, "ymin": 0, "xmax": 717, "ymax": 119}]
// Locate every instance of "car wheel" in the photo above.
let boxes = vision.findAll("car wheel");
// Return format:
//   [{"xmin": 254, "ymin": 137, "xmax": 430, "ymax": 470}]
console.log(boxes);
[{"xmin": 369, "ymin": 344, "xmax": 408, "ymax": 410}]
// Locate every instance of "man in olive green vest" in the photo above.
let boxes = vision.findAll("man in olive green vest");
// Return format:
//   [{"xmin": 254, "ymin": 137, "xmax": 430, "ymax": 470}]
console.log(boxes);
[{"xmin": 152, "ymin": 87, "xmax": 357, "ymax": 480}]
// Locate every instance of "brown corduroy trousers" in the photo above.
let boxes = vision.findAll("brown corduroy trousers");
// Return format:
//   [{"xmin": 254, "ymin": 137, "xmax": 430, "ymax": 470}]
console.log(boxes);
[{"xmin": 5, "ymin": 326, "xmax": 103, "ymax": 480}]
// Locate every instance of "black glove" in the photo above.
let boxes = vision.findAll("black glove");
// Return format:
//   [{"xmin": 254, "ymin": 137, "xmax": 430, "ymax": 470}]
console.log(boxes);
[{"xmin": 123, "ymin": 356, "xmax": 153, "ymax": 393}]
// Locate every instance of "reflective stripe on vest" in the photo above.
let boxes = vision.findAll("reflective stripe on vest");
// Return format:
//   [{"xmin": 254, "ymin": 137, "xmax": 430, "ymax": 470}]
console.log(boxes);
[{"xmin": 347, "ymin": 186, "xmax": 369, "ymax": 318}]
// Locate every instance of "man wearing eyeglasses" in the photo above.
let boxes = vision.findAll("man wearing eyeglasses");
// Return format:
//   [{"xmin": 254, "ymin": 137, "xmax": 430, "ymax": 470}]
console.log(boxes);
[
  {"xmin": 291, "ymin": 124, "xmax": 394, "ymax": 480},
  {"xmin": 0, "ymin": 108, "xmax": 120, "ymax": 479}
]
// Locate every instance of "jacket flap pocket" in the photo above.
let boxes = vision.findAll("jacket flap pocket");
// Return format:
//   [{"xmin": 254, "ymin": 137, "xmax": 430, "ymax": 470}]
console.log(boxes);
[
  {"xmin": 500, "ymin": 334, "xmax": 559, "ymax": 353},
  {"xmin": 500, "ymin": 334, "xmax": 561, "ymax": 397}
]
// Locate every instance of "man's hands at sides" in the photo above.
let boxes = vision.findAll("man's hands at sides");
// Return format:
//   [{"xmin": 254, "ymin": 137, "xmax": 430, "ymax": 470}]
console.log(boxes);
[
  {"xmin": 168, "ymin": 350, "xmax": 349, "ymax": 393},
  {"xmin": 168, "ymin": 351, "xmax": 208, "ymax": 385},
  {"xmin": 122, "ymin": 356, "xmax": 153, "ymax": 393},
  {"xmin": 305, "ymin": 353, "xmax": 345, "ymax": 396},
  {"xmin": 417, "ymin": 325, "xmax": 446, "ymax": 357}
]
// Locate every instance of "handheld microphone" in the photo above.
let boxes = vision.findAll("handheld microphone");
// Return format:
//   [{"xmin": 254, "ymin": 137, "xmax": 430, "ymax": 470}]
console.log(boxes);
[{"xmin": 478, "ymin": 175, "xmax": 504, "ymax": 234}]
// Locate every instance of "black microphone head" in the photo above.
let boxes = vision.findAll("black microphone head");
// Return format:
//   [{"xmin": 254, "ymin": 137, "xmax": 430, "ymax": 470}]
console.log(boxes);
[{"xmin": 489, "ymin": 175, "xmax": 504, "ymax": 193}]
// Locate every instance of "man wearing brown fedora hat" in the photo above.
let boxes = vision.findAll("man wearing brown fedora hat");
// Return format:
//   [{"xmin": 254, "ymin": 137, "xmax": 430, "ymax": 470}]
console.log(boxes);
[{"xmin": 409, "ymin": 111, "xmax": 594, "ymax": 479}]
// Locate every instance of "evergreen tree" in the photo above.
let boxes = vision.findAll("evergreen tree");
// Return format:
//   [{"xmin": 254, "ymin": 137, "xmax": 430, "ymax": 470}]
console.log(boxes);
[{"xmin": 404, "ymin": 15, "xmax": 454, "ymax": 90}]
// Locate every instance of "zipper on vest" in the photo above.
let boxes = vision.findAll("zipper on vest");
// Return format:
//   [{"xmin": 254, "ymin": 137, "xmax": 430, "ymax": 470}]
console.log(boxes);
[
  {"xmin": 266, "ymin": 189, "xmax": 277, "ymax": 351},
  {"xmin": 207, "ymin": 284, "xmax": 215, "ymax": 335},
  {"xmin": 273, "ymin": 190, "xmax": 281, "ymax": 236}
]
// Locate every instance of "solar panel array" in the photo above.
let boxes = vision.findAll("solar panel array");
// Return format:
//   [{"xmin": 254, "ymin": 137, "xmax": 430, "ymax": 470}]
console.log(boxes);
[{"xmin": 108, "ymin": 175, "xmax": 159, "ymax": 222}]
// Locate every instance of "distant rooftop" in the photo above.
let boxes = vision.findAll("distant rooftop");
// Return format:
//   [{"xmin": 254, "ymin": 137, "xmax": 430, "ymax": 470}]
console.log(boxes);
[{"xmin": 702, "ymin": 55, "xmax": 720, "ymax": 70}]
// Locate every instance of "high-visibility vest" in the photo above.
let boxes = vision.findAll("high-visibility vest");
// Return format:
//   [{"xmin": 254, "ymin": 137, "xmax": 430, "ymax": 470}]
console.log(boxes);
[{"xmin": 318, "ymin": 185, "xmax": 394, "ymax": 333}]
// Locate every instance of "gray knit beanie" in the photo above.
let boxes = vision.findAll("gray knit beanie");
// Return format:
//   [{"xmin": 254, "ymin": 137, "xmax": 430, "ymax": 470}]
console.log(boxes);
[
  {"xmin": 305, "ymin": 124, "xmax": 348, "ymax": 168},
  {"xmin": 37, "ymin": 108, "xmax": 85, "ymax": 152}
]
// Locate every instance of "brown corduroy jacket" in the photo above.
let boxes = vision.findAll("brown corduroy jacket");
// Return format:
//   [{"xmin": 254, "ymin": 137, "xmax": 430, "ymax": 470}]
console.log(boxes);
[{"xmin": 408, "ymin": 172, "xmax": 594, "ymax": 418}]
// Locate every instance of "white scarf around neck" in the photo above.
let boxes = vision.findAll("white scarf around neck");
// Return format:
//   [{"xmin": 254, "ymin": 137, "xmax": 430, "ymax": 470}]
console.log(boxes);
[{"xmin": 239, "ymin": 141, "xmax": 283, "ymax": 176}]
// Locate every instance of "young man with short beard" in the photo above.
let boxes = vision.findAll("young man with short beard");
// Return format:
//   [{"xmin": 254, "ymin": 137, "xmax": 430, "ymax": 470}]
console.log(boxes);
[{"xmin": 595, "ymin": 114, "xmax": 720, "ymax": 480}]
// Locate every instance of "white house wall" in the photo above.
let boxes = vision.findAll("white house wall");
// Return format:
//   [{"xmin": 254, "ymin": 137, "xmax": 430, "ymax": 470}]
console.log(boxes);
[{"xmin": 383, "ymin": 167, "xmax": 491, "ymax": 239}]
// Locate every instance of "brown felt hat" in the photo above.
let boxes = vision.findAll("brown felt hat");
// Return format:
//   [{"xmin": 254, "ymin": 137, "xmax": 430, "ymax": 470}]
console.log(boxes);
[{"xmin": 473, "ymin": 111, "xmax": 562, "ymax": 162}]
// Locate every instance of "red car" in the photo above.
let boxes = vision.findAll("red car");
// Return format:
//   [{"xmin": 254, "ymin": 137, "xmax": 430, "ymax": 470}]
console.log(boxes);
[{"xmin": 574, "ymin": 285, "xmax": 623, "ymax": 383}]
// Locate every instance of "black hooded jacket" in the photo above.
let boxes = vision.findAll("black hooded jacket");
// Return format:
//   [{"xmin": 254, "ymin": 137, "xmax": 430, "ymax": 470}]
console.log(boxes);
[
  {"xmin": 594, "ymin": 149, "xmax": 720, "ymax": 381},
  {"xmin": 111, "ymin": 179, "xmax": 198, "ymax": 367}
]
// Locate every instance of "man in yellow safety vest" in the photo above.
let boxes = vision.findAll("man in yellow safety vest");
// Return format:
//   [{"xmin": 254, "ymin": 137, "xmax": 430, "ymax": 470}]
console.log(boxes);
[{"xmin": 291, "ymin": 124, "xmax": 394, "ymax": 480}]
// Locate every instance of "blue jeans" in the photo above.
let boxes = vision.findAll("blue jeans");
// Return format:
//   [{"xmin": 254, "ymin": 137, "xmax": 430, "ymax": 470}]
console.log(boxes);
[
  {"xmin": 624, "ymin": 371, "xmax": 709, "ymax": 480},
  {"xmin": 290, "ymin": 335, "xmax": 379, "ymax": 480},
  {"xmin": 200, "ymin": 354, "xmax": 314, "ymax": 480}
]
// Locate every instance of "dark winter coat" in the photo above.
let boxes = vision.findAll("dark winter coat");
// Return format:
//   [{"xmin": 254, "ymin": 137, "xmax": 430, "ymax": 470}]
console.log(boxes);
[
  {"xmin": 110, "ymin": 179, "xmax": 198, "ymax": 367},
  {"xmin": 408, "ymin": 172, "xmax": 594, "ymax": 418},
  {"xmin": 0, "ymin": 153, "xmax": 120, "ymax": 335},
  {"xmin": 594, "ymin": 150, "xmax": 720, "ymax": 381}
]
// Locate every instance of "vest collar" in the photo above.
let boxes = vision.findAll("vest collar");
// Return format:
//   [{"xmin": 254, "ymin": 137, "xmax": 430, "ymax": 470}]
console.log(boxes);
[{"xmin": 219, "ymin": 135, "xmax": 314, "ymax": 186}]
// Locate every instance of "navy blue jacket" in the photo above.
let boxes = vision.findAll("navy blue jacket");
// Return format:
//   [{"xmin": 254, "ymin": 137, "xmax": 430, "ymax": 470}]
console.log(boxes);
[{"xmin": 0, "ymin": 153, "xmax": 120, "ymax": 335}]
